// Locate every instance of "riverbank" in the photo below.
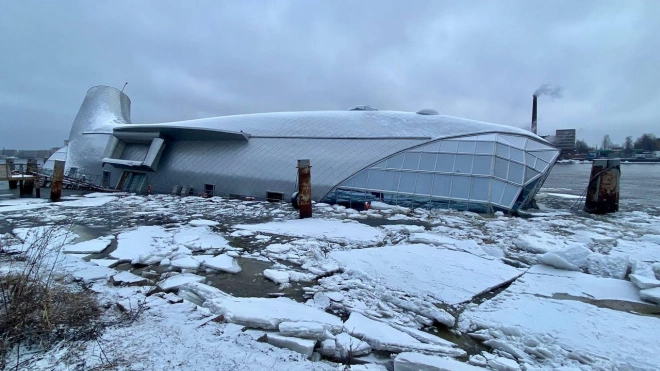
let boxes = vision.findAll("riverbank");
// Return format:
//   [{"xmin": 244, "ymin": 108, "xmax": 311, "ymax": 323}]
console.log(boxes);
[{"xmin": 1, "ymin": 189, "xmax": 659, "ymax": 370}]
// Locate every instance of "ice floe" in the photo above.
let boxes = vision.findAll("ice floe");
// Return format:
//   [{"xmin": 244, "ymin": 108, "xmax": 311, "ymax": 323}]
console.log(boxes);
[
  {"xmin": 330, "ymin": 244, "xmax": 522, "ymax": 305},
  {"xmin": 235, "ymin": 219, "xmax": 385, "ymax": 244},
  {"xmin": 62, "ymin": 235, "xmax": 114, "ymax": 254}
]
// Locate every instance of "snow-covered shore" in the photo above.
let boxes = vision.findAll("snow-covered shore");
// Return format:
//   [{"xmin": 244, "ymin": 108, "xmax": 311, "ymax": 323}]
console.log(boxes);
[{"xmin": 1, "ymin": 192, "xmax": 660, "ymax": 370}]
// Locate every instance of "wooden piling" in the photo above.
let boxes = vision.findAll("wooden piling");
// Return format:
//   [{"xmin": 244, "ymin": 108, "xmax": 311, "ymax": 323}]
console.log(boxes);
[
  {"xmin": 50, "ymin": 160, "xmax": 65, "ymax": 201},
  {"xmin": 297, "ymin": 159, "xmax": 312, "ymax": 219},
  {"xmin": 584, "ymin": 158, "xmax": 620, "ymax": 214},
  {"xmin": 6, "ymin": 158, "xmax": 17, "ymax": 189},
  {"xmin": 21, "ymin": 158, "xmax": 37, "ymax": 196}
]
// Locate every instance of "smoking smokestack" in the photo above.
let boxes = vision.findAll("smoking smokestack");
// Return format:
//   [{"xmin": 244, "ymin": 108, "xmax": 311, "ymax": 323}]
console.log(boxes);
[{"xmin": 531, "ymin": 94, "xmax": 538, "ymax": 134}]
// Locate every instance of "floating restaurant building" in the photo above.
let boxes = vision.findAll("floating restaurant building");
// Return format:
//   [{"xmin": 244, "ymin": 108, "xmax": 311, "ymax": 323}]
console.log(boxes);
[{"xmin": 48, "ymin": 86, "xmax": 559, "ymax": 213}]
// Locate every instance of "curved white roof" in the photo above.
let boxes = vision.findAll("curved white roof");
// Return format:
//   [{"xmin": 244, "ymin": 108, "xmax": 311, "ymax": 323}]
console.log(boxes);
[{"xmin": 123, "ymin": 110, "xmax": 543, "ymax": 141}]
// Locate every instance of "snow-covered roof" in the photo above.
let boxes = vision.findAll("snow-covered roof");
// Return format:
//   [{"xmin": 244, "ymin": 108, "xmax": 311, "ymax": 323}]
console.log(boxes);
[{"xmin": 117, "ymin": 110, "xmax": 543, "ymax": 141}]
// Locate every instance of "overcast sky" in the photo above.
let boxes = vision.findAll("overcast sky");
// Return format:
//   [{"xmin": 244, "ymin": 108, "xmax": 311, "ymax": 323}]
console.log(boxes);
[{"xmin": 1, "ymin": 0, "xmax": 658, "ymax": 149}]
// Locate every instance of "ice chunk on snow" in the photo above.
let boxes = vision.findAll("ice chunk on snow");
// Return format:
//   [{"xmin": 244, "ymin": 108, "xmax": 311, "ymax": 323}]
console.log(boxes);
[
  {"xmin": 89, "ymin": 259, "xmax": 118, "ymax": 267},
  {"xmin": 205, "ymin": 296, "xmax": 343, "ymax": 332},
  {"xmin": 264, "ymin": 269, "xmax": 289, "ymax": 283},
  {"xmin": 629, "ymin": 274, "xmax": 660, "ymax": 289},
  {"xmin": 639, "ymin": 287, "xmax": 660, "ymax": 304},
  {"xmin": 188, "ymin": 219, "xmax": 219, "ymax": 227},
  {"xmin": 335, "ymin": 332, "xmax": 371, "ymax": 358},
  {"xmin": 325, "ymin": 291, "xmax": 344, "ymax": 302},
  {"xmin": 393, "ymin": 352, "xmax": 487, "ymax": 371},
  {"xmin": 265, "ymin": 333, "xmax": 316, "ymax": 359},
  {"xmin": 235, "ymin": 219, "xmax": 385, "ymax": 244},
  {"xmin": 158, "ymin": 273, "xmax": 205, "ymax": 291},
  {"xmin": 266, "ymin": 243, "xmax": 292, "ymax": 254},
  {"xmin": 331, "ymin": 244, "xmax": 521, "ymax": 305},
  {"xmin": 487, "ymin": 356, "xmax": 520, "ymax": 371},
  {"xmin": 344, "ymin": 312, "xmax": 466, "ymax": 357},
  {"xmin": 171, "ymin": 256, "xmax": 201, "ymax": 269},
  {"xmin": 55, "ymin": 196, "xmax": 117, "ymax": 207},
  {"xmin": 586, "ymin": 253, "xmax": 629, "ymax": 279},
  {"xmin": 519, "ymin": 265, "xmax": 645, "ymax": 304},
  {"xmin": 112, "ymin": 226, "xmax": 170, "ymax": 264},
  {"xmin": 538, "ymin": 244, "xmax": 591, "ymax": 271},
  {"xmin": 62, "ymin": 236, "xmax": 113, "ymax": 254},
  {"xmin": 111, "ymin": 271, "xmax": 148, "ymax": 285},
  {"xmin": 653, "ymin": 263, "xmax": 660, "ymax": 280},
  {"xmin": 173, "ymin": 226, "xmax": 230, "ymax": 251},
  {"xmin": 279, "ymin": 321, "xmax": 335, "ymax": 340},
  {"xmin": 72, "ymin": 265, "xmax": 115, "ymax": 283},
  {"xmin": 369, "ymin": 201, "xmax": 409, "ymax": 213},
  {"xmin": 201, "ymin": 254, "xmax": 241, "ymax": 273},
  {"xmin": 459, "ymin": 290, "xmax": 660, "ymax": 370}
]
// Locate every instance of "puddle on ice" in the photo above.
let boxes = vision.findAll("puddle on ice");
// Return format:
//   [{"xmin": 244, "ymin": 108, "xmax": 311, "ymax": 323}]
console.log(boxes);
[
  {"xmin": 357, "ymin": 218, "xmax": 432, "ymax": 230},
  {"xmin": 547, "ymin": 293, "xmax": 660, "ymax": 316}
]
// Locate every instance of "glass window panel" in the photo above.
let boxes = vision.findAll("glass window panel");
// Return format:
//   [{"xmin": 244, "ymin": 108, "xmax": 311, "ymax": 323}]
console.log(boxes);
[
  {"xmin": 491, "ymin": 179, "xmax": 506, "ymax": 204},
  {"xmin": 526, "ymin": 139, "xmax": 552, "ymax": 150},
  {"xmin": 534, "ymin": 158, "xmax": 549, "ymax": 172},
  {"xmin": 341, "ymin": 177, "xmax": 353, "ymax": 187},
  {"xmin": 418, "ymin": 142, "xmax": 440, "ymax": 152},
  {"xmin": 352, "ymin": 170, "xmax": 369, "ymax": 188},
  {"xmin": 454, "ymin": 154, "xmax": 473, "ymax": 174},
  {"xmin": 494, "ymin": 157, "xmax": 509, "ymax": 180},
  {"xmin": 371, "ymin": 160, "xmax": 386, "ymax": 169},
  {"xmin": 450, "ymin": 176, "xmax": 470, "ymax": 199},
  {"xmin": 457, "ymin": 141, "xmax": 476, "ymax": 153},
  {"xmin": 475, "ymin": 141, "xmax": 495, "ymax": 154},
  {"xmin": 496, "ymin": 143, "xmax": 510, "ymax": 159},
  {"xmin": 418, "ymin": 153, "xmax": 437, "ymax": 171},
  {"xmin": 502, "ymin": 135, "xmax": 527, "ymax": 149},
  {"xmin": 531, "ymin": 150, "xmax": 557, "ymax": 163},
  {"xmin": 367, "ymin": 169, "xmax": 385, "ymax": 189},
  {"xmin": 500, "ymin": 183, "xmax": 521, "ymax": 208},
  {"xmin": 470, "ymin": 177, "xmax": 491, "ymax": 201},
  {"xmin": 440, "ymin": 140, "xmax": 459, "ymax": 153},
  {"xmin": 507, "ymin": 161, "xmax": 525, "ymax": 184},
  {"xmin": 435, "ymin": 153, "xmax": 455, "ymax": 172},
  {"xmin": 382, "ymin": 171, "xmax": 401, "ymax": 191},
  {"xmin": 431, "ymin": 174, "xmax": 451, "ymax": 197},
  {"xmin": 398, "ymin": 172, "xmax": 417, "ymax": 193},
  {"xmin": 415, "ymin": 173, "xmax": 433, "ymax": 195},
  {"xmin": 402, "ymin": 152, "xmax": 421, "ymax": 170},
  {"xmin": 385, "ymin": 154, "xmax": 404, "ymax": 169},
  {"xmin": 524, "ymin": 167, "xmax": 541, "ymax": 183},
  {"xmin": 472, "ymin": 155, "xmax": 492, "ymax": 175},
  {"xmin": 510, "ymin": 147, "xmax": 525, "ymax": 163},
  {"xmin": 524, "ymin": 152, "xmax": 537, "ymax": 167}
]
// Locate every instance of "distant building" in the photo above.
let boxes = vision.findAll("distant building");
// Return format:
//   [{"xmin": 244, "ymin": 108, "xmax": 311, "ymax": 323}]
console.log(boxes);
[{"xmin": 540, "ymin": 129, "xmax": 575, "ymax": 157}]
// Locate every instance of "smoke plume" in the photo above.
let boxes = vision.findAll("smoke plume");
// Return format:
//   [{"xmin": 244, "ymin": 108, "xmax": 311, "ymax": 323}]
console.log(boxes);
[{"xmin": 534, "ymin": 84, "xmax": 563, "ymax": 99}]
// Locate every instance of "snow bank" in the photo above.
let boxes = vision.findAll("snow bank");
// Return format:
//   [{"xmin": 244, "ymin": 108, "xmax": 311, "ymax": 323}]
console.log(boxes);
[
  {"xmin": 235, "ymin": 219, "xmax": 385, "ymax": 244},
  {"xmin": 330, "ymin": 244, "xmax": 521, "ymax": 305}
]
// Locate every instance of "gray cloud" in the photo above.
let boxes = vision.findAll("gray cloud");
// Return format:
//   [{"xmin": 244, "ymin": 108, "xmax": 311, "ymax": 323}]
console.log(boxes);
[{"xmin": 1, "ymin": 0, "xmax": 658, "ymax": 149}]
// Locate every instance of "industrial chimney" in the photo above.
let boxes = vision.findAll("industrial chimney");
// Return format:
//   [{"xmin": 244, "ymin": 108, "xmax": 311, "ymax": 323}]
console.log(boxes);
[{"xmin": 531, "ymin": 95, "xmax": 538, "ymax": 134}]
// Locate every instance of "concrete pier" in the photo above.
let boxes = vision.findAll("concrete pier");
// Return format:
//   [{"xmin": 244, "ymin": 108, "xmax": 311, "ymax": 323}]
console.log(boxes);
[
  {"xmin": 297, "ymin": 159, "xmax": 312, "ymax": 219},
  {"xmin": 584, "ymin": 158, "xmax": 620, "ymax": 214}
]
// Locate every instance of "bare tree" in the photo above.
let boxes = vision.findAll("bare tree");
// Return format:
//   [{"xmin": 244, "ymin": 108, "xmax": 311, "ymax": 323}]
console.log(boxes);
[
  {"xmin": 624, "ymin": 136, "xmax": 634, "ymax": 156},
  {"xmin": 575, "ymin": 139, "xmax": 591, "ymax": 154},
  {"xmin": 601, "ymin": 135, "xmax": 613, "ymax": 150},
  {"xmin": 634, "ymin": 133, "xmax": 658, "ymax": 151}
]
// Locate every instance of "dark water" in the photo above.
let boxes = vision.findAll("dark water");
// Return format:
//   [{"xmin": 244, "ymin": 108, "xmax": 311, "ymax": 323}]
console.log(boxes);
[{"xmin": 542, "ymin": 163, "xmax": 660, "ymax": 209}]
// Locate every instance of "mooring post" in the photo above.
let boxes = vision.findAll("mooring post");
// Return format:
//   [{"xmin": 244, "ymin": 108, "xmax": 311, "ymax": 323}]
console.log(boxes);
[
  {"xmin": 22, "ymin": 158, "xmax": 37, "ymax": 196},
  {"xmin": 584, "ymin": 158, "xmax": 620, "ymax": 214},
  {"xmin": 50, "ymin": 160, "xmax": 65, "ymax": 201},
  {"xmin": 6, "ymin": 157, "xmax": 17, "ymax": 189},
  {"xmin": 297, "ymin": 159, "xmax": 312, "ymax": 219}
]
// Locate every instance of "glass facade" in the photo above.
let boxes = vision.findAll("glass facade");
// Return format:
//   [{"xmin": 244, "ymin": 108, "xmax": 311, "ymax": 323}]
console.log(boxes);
[{"xmin": 321, "ymin": 133, "xmax": 559, "ymax": 213}]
